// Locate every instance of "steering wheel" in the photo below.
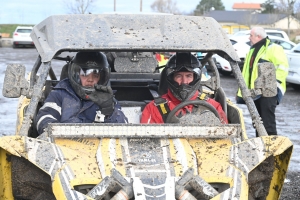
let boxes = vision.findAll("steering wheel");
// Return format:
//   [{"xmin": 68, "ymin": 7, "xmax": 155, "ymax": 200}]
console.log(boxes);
[{"xmin": 165, "ymin": 100, "xmax": 221, "ymax": 124}]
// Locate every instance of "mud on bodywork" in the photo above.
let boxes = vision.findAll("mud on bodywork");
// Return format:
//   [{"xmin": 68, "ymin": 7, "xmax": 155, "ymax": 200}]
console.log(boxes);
[
  {"xmin": 0, "ymin": 14, "xmax": 293, "ymax": 200},
  {"xmin": 0, "ymin": 129, "xmax": 293, "ymax": 199}
]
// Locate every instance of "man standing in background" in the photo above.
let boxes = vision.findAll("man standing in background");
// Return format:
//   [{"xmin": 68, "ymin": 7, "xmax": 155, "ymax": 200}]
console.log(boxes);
[{"xmin": 236, "ymin": 27, "xmax": 289, "ymax": 136}]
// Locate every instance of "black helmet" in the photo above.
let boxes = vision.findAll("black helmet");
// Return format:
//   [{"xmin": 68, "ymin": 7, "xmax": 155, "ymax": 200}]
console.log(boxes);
[
  {"xmin": 166, "ymin": 52, "xmax": 202, "ymax": 101},
  {"xmin": 68, "ymin": 51, "xmax": 110, "ymax": 100}
]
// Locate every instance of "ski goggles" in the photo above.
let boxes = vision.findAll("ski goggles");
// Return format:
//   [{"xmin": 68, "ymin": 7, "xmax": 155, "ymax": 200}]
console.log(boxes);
[
  {"xmin": 79, "ymin": 68, "xmax": 100, "ymax": 76},
  {"xmin": 166, "ymin": 66, "xmax": 201, "ymax": 76}
]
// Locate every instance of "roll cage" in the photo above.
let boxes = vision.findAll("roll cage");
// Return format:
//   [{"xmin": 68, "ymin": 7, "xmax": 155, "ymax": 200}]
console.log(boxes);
[{"xmin": 3, "ymin": 14, "xmax": 268, "ymax": 137}]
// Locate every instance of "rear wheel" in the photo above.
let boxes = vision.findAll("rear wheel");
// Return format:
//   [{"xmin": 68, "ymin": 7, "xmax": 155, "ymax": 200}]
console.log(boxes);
[
  {"xmin": 290, "ymin": 83, "xmax": 300, "ymax": 90},
  {"xmin": 248, "ymin": 156, "xmax": 275, "ymax": 199},
  {"xmin": 219, "ymin": 70, "xmax": 232, "ymax": 76}
]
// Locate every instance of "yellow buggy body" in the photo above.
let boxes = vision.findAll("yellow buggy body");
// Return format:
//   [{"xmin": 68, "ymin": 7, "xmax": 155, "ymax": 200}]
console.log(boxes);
[{"xmin": 0, "ymin": 14, "xmax": 293, "ymax": 200}]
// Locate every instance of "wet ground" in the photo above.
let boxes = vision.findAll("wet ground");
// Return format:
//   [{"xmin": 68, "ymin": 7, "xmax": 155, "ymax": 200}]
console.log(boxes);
[{"xmin": 0, "ymin": 47, "xmax": 299, "ymax": 198}]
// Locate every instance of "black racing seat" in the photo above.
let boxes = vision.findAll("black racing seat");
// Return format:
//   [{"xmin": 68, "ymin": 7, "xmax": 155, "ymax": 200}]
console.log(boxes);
[
  {"xmin": 158, "ymin": 67, "xmax": 168, "ymax": 96},
  {"xmin": 60, "ymin": 63, "xmax": 70, "ymax": 81},
  {"xmin": 214, "ymin": 87, "xmax": 227, "ymax": 116}
]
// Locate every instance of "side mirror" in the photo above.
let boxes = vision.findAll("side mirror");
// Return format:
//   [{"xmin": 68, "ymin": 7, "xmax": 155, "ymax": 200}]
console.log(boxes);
[{"xmin": 2, "ymin": 64, "xmax": 29, "ymax": 98}]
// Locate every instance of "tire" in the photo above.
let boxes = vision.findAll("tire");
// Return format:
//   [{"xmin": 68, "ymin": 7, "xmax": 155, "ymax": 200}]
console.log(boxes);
[
  {"xmin": 248, "ymin": 156, "xmax": 274, "ymax": 199},
  {"xmin": 219, "ymin": 70, "xmax": 232, "ymax": 76},
  {"xmin": 238, "ymin": 61, "xmax": 244, "ymax": 72},
  {"xmin": 11, "ymin": 155, "xmax": 56, "ymax": 200},
  {"xmin": 291, "ymin": 83, "xmax": 300, "ymax": 90}
]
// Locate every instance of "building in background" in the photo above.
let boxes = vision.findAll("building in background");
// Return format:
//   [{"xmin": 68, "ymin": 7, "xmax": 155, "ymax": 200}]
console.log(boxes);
[
  {"xmin": 232, "ymin": 3, "xmax": 261, "ymax": 12},
  {"xmin": 204, "ymin": 10, "xmax": 300, "ymax": 35}
]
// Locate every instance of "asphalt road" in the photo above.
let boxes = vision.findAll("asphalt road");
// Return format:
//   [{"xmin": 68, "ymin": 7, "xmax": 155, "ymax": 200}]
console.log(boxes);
[{"xmin": 0, "ymin": 47, "xmax": 299, "ymax": 199}]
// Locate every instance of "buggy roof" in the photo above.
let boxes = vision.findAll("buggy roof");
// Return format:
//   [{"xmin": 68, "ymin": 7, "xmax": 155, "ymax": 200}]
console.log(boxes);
[{"xmin": 31, "ymin": 14, "xmax": 240, "ymax": 62}]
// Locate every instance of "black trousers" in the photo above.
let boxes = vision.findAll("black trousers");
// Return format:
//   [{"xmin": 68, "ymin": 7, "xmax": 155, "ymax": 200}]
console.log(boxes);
[{"xmin": 254, "ymin": 96, "xmax": 277, "ymax": 136}]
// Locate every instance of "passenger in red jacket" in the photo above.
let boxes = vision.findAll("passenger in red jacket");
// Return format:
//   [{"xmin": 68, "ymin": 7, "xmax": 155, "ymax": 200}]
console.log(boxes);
[{"xmin": 141, "ymin": 52, "xmax": 228, "ymax": 124}]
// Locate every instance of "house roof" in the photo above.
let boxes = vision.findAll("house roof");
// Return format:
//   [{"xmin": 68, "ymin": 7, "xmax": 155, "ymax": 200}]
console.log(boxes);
[
  {"xmin": 233, "ymin": 3, "xmax": 261, "ymax": 10},
  {"xmin": 204, "ymin": 11, "xmax": 287, "ymax": 25}
]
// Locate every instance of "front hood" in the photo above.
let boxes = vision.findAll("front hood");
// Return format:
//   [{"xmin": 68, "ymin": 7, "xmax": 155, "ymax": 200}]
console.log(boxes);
[{"xmin": 0, "ymin": 134, "xmax": 293, "ymax": 200}]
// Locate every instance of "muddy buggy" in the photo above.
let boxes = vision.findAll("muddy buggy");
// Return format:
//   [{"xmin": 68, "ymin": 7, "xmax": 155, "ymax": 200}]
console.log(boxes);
[{"xmin": 0, "ymin": 14, "xmax": 293, "ymax": 200}]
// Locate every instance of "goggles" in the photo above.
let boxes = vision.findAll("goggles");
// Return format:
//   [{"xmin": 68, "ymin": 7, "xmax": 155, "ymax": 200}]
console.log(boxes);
[
  {"xmin": 168, "ymin": 64, "xmax": 199, "ymax": 69},
  {"xmin": 166, "ymin": 66, "xmax": 201, "ymax": 76},
  {"xmin": 79, "ymin": 68, "xmax": 100, "ymax": 76}
]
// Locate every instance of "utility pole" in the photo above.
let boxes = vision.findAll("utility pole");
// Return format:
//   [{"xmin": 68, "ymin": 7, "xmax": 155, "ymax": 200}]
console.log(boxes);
[
  {"xmin": 140, "ymin": 0, "xmax": 142, "ymax": 12},
  {"xmin": 287, "ymin": 0, "xmax": 295, "ymax": 36},
  {"xmin": 114, "ymin": 0, "xmax": 116, "ymax": 11}
]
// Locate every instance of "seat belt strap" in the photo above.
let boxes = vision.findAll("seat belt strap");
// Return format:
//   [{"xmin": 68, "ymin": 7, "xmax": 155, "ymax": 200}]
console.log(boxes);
[
  {"xmin": 154, "ymin": 97, "xmax": 171, "ymax": 123},
  {"xmin": 199, "ymin": 93, "xmax": 208, "ymax": 100}
]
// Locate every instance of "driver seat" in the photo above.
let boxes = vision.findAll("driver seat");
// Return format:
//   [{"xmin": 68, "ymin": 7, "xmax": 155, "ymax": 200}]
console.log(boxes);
[{"xmin": 158, "ymin": 67, "xmax": 168, "ymax": 96}]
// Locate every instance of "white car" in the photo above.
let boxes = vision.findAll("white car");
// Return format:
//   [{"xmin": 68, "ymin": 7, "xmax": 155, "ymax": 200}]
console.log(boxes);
[
  {"xmin": 269, "ymin": 37, "xmax": 296, "ymax": 52},
  {"xmin": 286, "ymin": 43, "xmax": 300, "ymax": 90},
  {"xmin": 230, "ymin": 35, "xmax": 295, "ymax": 54},
  {"xmin": 213, "ymin": 54, "xmax": 234, "ymax": 76},
  {"xmin": 215, "ymin": 35, "xmax": 295, "ymax": 76},
  {"xmin": 214, "ymin": 36, "xmax": 250, "ymax": 76},
  {"xmin": 234, "ymin": 29, "xmax": 290, "ymax": 41},
  {"xmin": 12, "ymin": 26, "xmax": 34, "ymax": 48}
]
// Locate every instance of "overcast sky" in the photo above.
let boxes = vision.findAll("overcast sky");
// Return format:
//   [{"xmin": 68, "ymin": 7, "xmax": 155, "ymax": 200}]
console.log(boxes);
[{"xmin": 0, "ymin": 0, "xmax": 265, "ymax": 25}]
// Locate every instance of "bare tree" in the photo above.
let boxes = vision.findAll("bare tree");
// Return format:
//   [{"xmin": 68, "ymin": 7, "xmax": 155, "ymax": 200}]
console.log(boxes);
[
  {"xmin": 64, "ymin": 0, "xmax": 96, "ymax": 14},
  {"xmin": 151, "ymin": 0, "xmax": 180, "ymax": 14},
  {"xmin": 277, "ymin": 0, "xmax": 298, "ymax": 35},
  {"xmin": 295, "ymin": 1, "xmax": 300, "ymax": 19}
]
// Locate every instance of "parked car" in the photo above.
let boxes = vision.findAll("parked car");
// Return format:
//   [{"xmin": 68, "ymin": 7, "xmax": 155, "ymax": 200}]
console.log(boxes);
[
  {"xmin": 213, "ymin": 36, "xmax": 250, "ymax": 76},
  {"xmin": 286, "ymin": 43, "xmax": 300, "ymax": 90},
  {"xmin": 230, "ymin": 36, "xmax": 251, "ymax": 63},
  {"xmin": 233, "ymin": 29, "xmax": 290, "ymax": 41},
  {"xmin": 270, "ymin": 36, "xmax": 296, "ymax": 52},
  {"xmin": 216, "ymin": 35, "xmax": 295, "ymax": 76},
  {"xmin": 230, "ymin": 34, "xmax": 295, "ymax": 55},
  {"xmin": 12, "ymin": 26, "xmax": 34, "ymax": 48},
  {"xmin": 213, "ymin": 54, "xmax": 234, "ymax": 76}
]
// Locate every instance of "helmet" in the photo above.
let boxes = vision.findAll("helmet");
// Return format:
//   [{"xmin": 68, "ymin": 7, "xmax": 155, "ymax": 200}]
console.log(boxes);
[
  {"xmin": 68, "ymin": 51, "xmax": 110, "ymax": 100},
  {"xmin": 166, "ymin": 52, "xmax": 202, "ymax": 101}
]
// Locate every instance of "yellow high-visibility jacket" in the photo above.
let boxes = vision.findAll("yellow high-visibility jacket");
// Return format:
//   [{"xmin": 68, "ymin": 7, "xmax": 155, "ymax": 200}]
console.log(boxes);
[{"xmin": 237, "ymin": 38, "xmax": 289, "ymax": 99}]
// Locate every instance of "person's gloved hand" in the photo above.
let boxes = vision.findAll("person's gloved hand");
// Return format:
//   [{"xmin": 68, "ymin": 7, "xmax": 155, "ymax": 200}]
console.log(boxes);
[{"xmin": 88, "ymin": 85, "xmax": 114, "ymax": 116}]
